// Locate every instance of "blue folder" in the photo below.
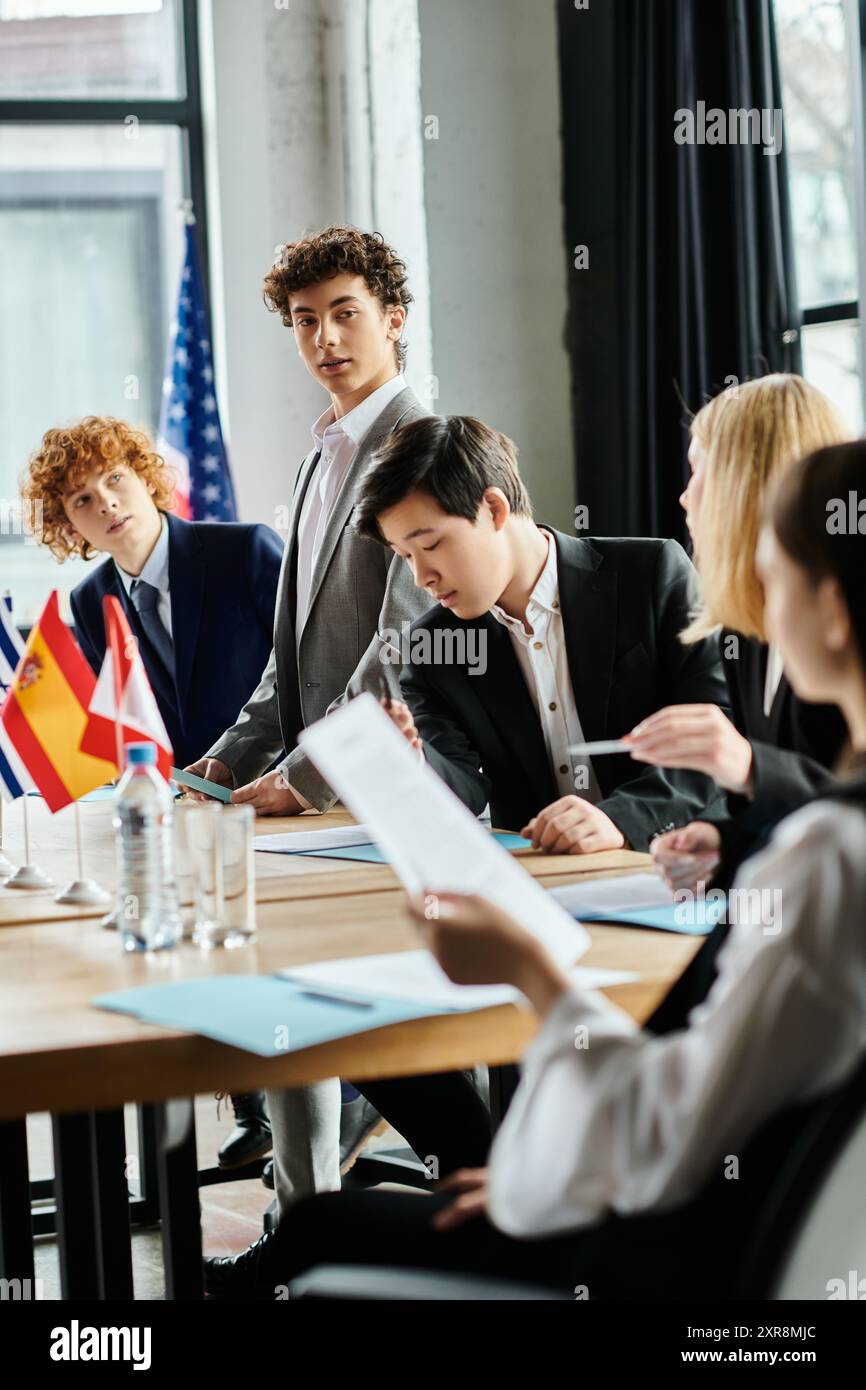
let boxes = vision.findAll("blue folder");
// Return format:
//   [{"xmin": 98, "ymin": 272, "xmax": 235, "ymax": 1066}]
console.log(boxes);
[
  {"xmin": 300, "ymin": 831, "xmax": 532, "ymax": 864},
  {"xmin": 93, "ymin": 975, "xmax": 465, "ymax": 1057},
  {"xmin": 572, "ymin": 899, "xmax": 724, "ymax": 936}
]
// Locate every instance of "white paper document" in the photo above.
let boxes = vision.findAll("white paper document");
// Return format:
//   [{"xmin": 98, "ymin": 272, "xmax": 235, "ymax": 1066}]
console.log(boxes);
[
  {"xmin": 298, "ymin": 694, "xmax": 590, "ymax": 967},
  {"xmin": 551, "ymin": 871, "xmax": 674, "ymax": 917},
  {"xmin": 254, "ymin": 824, "xmax": 375, "ymax": 854},
  {"xmin": 280, "ymin": 948, "xmax": 638, "ymax": 1012}
]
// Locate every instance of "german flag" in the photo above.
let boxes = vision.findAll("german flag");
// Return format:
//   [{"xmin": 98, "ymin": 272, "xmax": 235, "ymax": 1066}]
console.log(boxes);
[{"xmin": 0, "ymin": 592, "xmax": 117, "ymax": 812}]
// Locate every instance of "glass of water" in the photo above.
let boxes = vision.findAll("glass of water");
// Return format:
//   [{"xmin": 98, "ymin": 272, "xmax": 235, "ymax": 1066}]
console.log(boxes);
[
  {"xmin": 174, "ymin": 800, "xmax": 204, "ymax": 939},
  {"xmin": 186, "ymin": 803, "xmax": 256, "ymax": 949}
]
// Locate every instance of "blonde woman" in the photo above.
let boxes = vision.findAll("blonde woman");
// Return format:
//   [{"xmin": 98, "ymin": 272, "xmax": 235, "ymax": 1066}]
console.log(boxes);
[{"xmin": 624, "ymin": 374, "xmax": 850, "ymax": 889}]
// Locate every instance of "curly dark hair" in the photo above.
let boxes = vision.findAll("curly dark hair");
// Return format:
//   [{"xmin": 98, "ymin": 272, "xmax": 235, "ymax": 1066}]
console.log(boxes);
[{"xmin": 263, "ymin": 226, "xmax": 413, "ymax": 370}]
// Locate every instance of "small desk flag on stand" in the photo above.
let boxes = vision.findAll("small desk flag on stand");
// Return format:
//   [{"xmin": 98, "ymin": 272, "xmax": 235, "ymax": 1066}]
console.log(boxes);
[
  {"xmin": 0, "ymin": 592, "xmax": 116, "ymax": 890},
  {"xmin": 0, "ymin": 590, "xmax": 29, "ymax": 802},
  {"xmin": 0, "ymin": 591, "xmax": 115, "ymax": 811},
  {"xmin": 80, "ymin": 595, "xmax": 173, "ymax": 781},
  {"xmin": 0, "ymin": 591, "xmax": 25, "ymax": 874}
]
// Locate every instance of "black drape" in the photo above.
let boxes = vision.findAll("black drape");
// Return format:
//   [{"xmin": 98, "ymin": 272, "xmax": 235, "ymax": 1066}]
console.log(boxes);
[{"xmin": 558, "ymin": 0, "xmax": 802, "ymax": 540}]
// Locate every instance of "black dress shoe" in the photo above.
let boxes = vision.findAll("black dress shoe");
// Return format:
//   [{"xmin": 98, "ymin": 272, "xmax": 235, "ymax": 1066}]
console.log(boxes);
[
  {"xmin": 261, "ymin": 1158, "xmax": 274, "ymax": 1189},
  {"xmin": 204, "ymin": 1230, "xmax": 282, "ymax": 1300},
  {"xmin": 216, "ymin": 1091, "xmax": 272, "ymax": 1169}
]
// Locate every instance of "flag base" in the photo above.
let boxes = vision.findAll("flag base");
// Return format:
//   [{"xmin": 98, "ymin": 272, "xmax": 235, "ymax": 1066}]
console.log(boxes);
[
  {"xmin": 6, "ymin": 863, "xmax": 55, "ymax": 890},
  {"xmin": 55, "ymin": 878, "xmax": 112, "ymax": 906}
]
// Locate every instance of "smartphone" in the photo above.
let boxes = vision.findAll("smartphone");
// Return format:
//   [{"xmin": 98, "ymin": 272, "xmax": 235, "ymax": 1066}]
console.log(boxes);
[{"xmin": 170, "ymin": 766, "xmax": 233, "ymax": 803}]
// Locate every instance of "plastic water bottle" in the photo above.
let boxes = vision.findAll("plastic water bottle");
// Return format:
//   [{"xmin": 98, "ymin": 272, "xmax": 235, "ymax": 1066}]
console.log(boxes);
[{"xmin": 115, "ymin": 742, "xmax": 182, "ymax": 952}]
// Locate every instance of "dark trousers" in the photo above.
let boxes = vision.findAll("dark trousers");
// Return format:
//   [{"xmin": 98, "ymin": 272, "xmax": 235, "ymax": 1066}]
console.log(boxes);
[
  {"xmin": 273, "ymin": 1185, "xmax": 731, "ymax": 1299},
  {"xmin": 352, "ymin": 1070, "xmax": 492, "ymax": 1176}
]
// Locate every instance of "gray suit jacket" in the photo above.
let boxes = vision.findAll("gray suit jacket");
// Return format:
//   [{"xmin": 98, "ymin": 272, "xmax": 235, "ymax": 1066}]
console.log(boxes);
[{"xmin": 206, "ymin": 385, "xmax": 432, "ymax": 808}]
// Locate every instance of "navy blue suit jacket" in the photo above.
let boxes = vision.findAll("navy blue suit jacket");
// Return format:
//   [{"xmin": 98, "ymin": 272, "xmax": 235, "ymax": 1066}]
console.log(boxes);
[{"xmin": 70, "ymin": 512, "xmax": 284, "ymax": 768}]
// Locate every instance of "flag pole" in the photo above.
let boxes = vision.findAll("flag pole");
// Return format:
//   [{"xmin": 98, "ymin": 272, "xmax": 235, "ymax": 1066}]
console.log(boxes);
[
  {"xmin": 55, "ymin": 798, "xmax": 111, "ymax": 907},
  {"xmin": 0, "ymin": 796, "xmax": 14, "ymax": 878},
  {"xmin": 5, "ymin": 793, "xmax": 55, "ymax": 891}
]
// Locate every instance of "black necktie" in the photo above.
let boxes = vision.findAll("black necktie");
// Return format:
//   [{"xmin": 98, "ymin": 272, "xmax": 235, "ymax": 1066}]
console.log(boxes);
[{"xmin": 130, "ymin": 579, "xmax": 174, "ymax": 681}]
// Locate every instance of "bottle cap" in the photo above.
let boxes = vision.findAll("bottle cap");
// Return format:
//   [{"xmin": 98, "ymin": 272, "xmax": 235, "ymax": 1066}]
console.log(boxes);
[{"xmin": 126, "ymin": 742, "xmax": 157, "ymax": 766}]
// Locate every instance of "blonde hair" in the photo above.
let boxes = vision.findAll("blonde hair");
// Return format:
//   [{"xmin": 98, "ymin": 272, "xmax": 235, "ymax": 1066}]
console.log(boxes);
[{"xmin": 680, "ymin": 374, "xmax": 851, "ymax": 643}]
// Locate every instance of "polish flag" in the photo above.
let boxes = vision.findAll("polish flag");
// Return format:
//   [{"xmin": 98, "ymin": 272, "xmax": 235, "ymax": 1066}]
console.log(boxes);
[{"xmin": 80, "ymin": 596, "xmax": 173, "ymax": 781}]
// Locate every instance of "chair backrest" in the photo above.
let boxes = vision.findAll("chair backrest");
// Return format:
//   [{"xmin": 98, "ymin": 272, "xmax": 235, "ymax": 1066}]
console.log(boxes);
[
  {"xmin": 731, "ymin": 1054, "xmax": 866, "ymax": 1299},
  {"xmin": 771, "ymin": 1103, "xmax": 866, "ymax": 1300}
]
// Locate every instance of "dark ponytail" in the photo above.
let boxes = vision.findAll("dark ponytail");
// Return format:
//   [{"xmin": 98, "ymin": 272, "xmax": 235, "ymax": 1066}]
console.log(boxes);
[
  {"xmin": 771, "ymin": 442, "xmax": 866, "ymax": 775},
  {"xmin": 770, "ymin": 441, "xmax": 866, "ymax": 672}
]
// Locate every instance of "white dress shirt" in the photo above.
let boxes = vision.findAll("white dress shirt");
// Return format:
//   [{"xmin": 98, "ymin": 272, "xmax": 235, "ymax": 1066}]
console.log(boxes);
[
  {"xmin": 284, "ymin": 374, "xmax": 405, "ymax": 807},
  {"xmin": 487, "ymin": 795, "xmax": 866, "ymax": 1238},
  {"xmin": 115, "ymin": 512, "xmax": 172, "ymax": 637},
  {"xmin": 294, "ymin": 373, "xmax": 406, "ymax": 639},
  {"xmin": 490, "ymin": 529, "xmax": 601, "ymax": 802},
  {"xmin": 763, "ymin": 643, "xmax": 785, "ymax": 718}
]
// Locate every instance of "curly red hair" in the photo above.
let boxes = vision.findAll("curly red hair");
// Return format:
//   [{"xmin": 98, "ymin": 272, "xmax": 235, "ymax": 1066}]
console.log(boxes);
[{"xmin": 21, "ymin": 417, "xmax": 176, "ymax": 562}]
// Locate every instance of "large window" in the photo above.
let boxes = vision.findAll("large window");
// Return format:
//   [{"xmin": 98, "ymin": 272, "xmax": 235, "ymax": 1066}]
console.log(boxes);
[
  {"xmin": 776, "ymin": 0, "xmax": 865, "ymax": 431},
  {"xmin": 0, "ymin": 0, "xmax": 206, "ymax": 622}
]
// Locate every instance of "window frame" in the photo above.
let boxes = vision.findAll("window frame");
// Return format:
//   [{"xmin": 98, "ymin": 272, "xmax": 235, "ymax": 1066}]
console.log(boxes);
[
  {"xmin": 775, "ymin": 0, "xmax": 866, "ymax": 422},
  {"xmin": 0, "ymin": 0, "xmax": 210, "ymax": 307}
]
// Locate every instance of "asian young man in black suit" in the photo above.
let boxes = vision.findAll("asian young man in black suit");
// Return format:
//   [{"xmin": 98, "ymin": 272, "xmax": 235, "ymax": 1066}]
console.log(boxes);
[
  {"xmin": 203, "ymin": 410, "xmax": 732, "ymax": 1295},
  {"xmin": 356, "ymin": 413, "xmax": 729, "ymax": 852}
]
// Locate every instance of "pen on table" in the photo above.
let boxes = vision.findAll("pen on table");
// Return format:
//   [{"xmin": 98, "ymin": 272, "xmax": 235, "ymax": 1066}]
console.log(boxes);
[
  {"xmin": 298, "ymin": 988, "xmax": 374, "ymax": 1010},
  {"xmin": 567, "ymin": 738, "xmax": 633, "ymax": 757}
]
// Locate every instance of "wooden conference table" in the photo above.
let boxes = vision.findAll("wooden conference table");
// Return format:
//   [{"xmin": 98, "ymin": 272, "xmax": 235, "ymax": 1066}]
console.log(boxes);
[{"xmin": 0, "ymin": 799, "xmax": 701, "ymax": 1301}]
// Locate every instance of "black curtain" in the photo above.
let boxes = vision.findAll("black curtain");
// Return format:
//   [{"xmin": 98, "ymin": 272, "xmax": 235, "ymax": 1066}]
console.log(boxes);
[{"xmin": 558, "ymin": 0, "xmax": 802, "ymax": 541}]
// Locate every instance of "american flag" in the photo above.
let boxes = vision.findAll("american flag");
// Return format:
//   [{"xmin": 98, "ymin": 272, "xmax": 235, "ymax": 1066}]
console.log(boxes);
[{"xmin": 158, "ymin": 219, "xmax": 238, "ymax": 523}]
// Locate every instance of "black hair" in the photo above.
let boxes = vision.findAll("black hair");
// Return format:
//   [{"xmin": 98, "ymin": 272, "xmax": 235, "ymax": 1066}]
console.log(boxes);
[{"xmin": 356, "ymin": 415, "xmax": 533, "ymax": 543}]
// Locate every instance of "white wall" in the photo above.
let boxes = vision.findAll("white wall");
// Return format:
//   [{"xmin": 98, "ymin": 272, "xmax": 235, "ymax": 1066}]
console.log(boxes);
[
  {"xmin": 200, "ymin": 0, "xmax": 333, "ymax": 529},
  {"xmin": 202, "ymin": 0, "xmax": 572, "ymax": 531},
  {"xmin": 418, "ymin": 0, "xmax": 574, "ymax": 527},
  {"xmin": 200, "ymin": 0, "xmax": 432, "ymax": 531}
]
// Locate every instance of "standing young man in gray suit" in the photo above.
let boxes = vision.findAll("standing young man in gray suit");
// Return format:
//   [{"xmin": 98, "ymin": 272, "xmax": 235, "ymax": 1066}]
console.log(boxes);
[{"xmin": 186, "ymin": 226, "xmax": 432, "ymax": 1224}]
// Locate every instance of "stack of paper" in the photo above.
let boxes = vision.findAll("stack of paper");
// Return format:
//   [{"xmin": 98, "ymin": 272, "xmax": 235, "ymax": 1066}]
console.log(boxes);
[
  {"xmin": 280, "ymin": 949, "xmax": 638, "ymax": 1010},
  {"xmin": 254, "ymin": 825, "xmax": 531, "ymax": 863},
  {"xmin": 299, "ymin": 694, "xmax": 589, "ymax": 968},
  {"xmin": 551, "ymin": 872, "xmax": 723, "ymax": 935}
]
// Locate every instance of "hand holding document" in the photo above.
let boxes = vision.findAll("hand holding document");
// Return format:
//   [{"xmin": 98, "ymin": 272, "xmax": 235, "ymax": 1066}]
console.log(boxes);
[{"xmin": 299, "ymin": 694, "xmax": 589, "ymax": 969}]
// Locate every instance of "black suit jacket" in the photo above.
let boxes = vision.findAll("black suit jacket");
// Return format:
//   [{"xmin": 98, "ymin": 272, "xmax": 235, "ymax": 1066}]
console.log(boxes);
[
  {"xmin": 70, "ymin": 512, "xmax": 284, "ymax": 768},
  {"xmin": 714, "ymin": 632, "xmax": 847, "ymax": 852},
  {"xmin": 400, "ymin": 530, "xmax": 729, "ymax": 850},
  {"xmin": 646, "ymin": 633, "xmax": 848, "ymax": 1038}
]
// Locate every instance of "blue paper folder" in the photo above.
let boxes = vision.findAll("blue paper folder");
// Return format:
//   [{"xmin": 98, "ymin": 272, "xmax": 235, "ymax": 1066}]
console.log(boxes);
[
  {"xmin": 93, "ymin": 975, "xmax": 460, "ymax": 1056},
  {"xmin": 574, "ymin": 899, "xmax": 724, "ymax": 936},
  {"xmin": 304, "ymin": 831, "xmax": 531, "ymax": 864}
]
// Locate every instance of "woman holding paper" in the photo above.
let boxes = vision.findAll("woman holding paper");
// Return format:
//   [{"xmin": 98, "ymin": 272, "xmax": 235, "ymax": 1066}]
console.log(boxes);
[
  {"xmin": 622, "ymin": 374, "xmax": 850, "ymax": 891},
  {"xmin": 205, "ymin": 439, "xmax": 866, "ymax": 1300}
]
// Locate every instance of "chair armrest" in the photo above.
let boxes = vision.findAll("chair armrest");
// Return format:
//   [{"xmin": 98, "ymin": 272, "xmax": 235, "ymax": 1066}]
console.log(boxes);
[{"xmin": 289, "ymin": 1264, "xmax": 570, "ymax": 1301}]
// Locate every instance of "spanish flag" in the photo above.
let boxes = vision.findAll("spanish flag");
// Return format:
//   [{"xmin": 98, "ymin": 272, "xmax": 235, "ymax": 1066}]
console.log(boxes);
[{"xmin": 0, "ymin": 592, "xmax": 117, "ymax": 812}]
